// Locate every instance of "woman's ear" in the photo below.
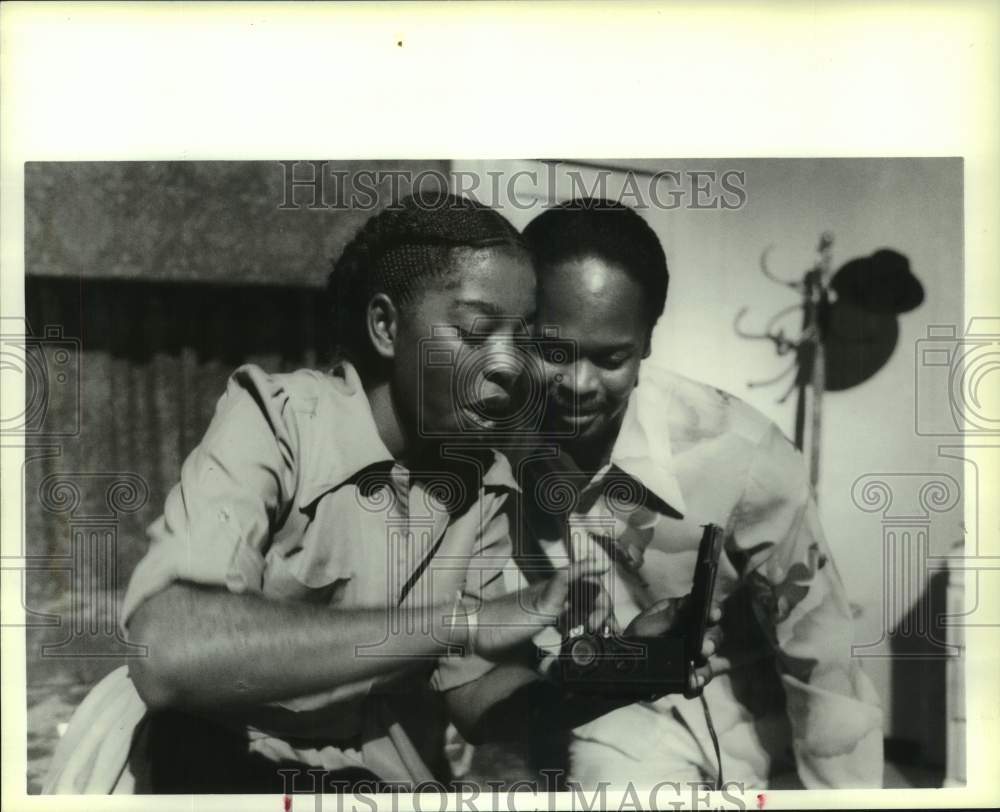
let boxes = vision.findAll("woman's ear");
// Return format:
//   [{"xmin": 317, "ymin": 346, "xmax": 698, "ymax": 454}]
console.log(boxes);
[{"xmin": 366, "ymin": 293, "xmax": 399, "ymax": 361}]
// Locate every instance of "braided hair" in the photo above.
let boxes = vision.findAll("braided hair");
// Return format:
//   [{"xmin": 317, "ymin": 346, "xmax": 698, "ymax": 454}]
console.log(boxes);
[
  {"xmin": 523, "ymin": 198, "xmax": 669, "ymax": 331},
  {"xmin": 328, "ymin": 192, "xmax": 527, "ymax": 370}
]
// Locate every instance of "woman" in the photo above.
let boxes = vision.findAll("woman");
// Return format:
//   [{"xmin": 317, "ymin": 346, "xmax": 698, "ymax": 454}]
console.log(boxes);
[{"xmin": 43, "ymin": 193, "xmax": 606, "ymax": 794}]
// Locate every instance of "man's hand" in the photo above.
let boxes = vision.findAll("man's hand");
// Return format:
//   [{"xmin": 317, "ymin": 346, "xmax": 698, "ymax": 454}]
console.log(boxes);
[{"xmin": 623, "ymin": 596, "xmax": 724, "ymax": 694}]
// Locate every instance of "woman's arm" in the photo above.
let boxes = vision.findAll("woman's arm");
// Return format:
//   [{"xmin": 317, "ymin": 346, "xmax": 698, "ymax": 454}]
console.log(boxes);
[
  {"xmin": 128, "ymin": 583, "xmax": 457, "ymax": 710},
  {"xmin": 129, "ymin": 558, "xmax": 608, "ymax": 711}
]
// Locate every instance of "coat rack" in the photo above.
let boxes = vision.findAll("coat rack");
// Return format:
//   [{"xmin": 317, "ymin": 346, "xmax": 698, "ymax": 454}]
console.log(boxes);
[{"xmin": 735, "ymin": 233, "xmax": 923, "ymax": 493}]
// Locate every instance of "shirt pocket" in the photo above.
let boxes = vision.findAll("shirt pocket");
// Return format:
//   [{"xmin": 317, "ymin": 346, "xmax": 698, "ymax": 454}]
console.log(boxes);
[
  {"xmin": 262, "ymin": 549, "xmax": 352, "ymax": 604},
  {"xmin": 260, "ymin": 494, "xmax": 357, "ymax": 605}
]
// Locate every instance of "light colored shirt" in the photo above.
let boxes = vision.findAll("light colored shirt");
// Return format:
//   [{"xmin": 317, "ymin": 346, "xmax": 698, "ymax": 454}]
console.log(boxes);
[
  {"xmin": 47, "ymin": 362, "xmax": 518, "ymax": 791},
  {"xmin": 506, "ymin": 364, "xmax": 884, "ymax": 788}
]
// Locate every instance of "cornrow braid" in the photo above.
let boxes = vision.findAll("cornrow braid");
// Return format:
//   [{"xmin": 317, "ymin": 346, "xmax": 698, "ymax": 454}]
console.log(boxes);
[{"xmin": 328, "ymin": 192, "xmax": 526, "ymax": 368}]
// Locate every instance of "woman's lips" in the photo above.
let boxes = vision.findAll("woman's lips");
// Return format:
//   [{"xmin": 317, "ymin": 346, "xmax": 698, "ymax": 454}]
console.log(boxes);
[
  {"xmin": 464, "ymin": 412, "xmax": 499, "ymax": 430},
  {"xmin": 472, "ymin": 395, "xmax": 512, "ymax": 420},
  {"xmin": 459, "ymin": 396, "xmax": 512, "ymax": 430}
]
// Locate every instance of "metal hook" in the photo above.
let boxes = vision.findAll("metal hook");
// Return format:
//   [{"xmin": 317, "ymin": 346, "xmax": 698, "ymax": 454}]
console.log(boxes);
[
  {"xmin": 747, "ymin": 359, "xmax": 797, "ymax": 389},
  {"xmin": 733, "ymin": 307, "xmax": 771, "ymax": 341},
  {"xmin": 760, "ymin": 245, "xmax": 804, "ymax": 290},
  {"xmin": 735, "ymin": 232, "xmax": 835, "ymax": 407},
  {"xmin": 765, "ymin": 303, "xmax": 804, "ymax": 335},
  {"xmin": 776, "ymin": 376, "xmax": 799, "ymax": 404},
  {"xmin": 734, "ymin": 307, "xmax": 801, "ymax": 356}
]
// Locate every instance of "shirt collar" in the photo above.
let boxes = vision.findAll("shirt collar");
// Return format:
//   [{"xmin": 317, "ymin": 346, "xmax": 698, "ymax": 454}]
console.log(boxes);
[
  {"xmin": 297, "ymin": 361, "xmax": 395, "ymax": 507},
  {"xmin": 605, "ymin": 375, "xmax": 687, "ymax": 518},
  {"xmin": 481, "ymin": 448, "xmax": 521, "ymax": 493}
]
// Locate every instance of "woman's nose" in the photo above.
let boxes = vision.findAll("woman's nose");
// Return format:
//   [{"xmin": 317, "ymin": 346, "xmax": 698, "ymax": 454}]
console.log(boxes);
[
  {"xmin": 483, "ymin": 364, "xmax": 518, "ymax": 393},
  {"xmin": 479, "ymin": 342, "xmax": 529, "ymax": 393}
]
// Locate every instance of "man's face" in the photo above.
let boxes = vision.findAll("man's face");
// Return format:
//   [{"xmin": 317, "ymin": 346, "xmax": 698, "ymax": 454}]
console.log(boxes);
[
  {"xmin": 392, "ymin": 246, "xmax": 538, "ymax": 443},
  {"xmin": 538, "ymin": 256, "xmax": 650, "ymax": 450}
]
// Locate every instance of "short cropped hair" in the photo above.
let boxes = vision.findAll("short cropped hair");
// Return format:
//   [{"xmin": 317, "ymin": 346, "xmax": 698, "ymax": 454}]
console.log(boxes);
[
  {"xmin": 522, "ymin": 199, "xmax": 669, "ymax": 330},
  {"xmin": 328, "ymin": 192, "xmax": 526, "ymax": 366}
]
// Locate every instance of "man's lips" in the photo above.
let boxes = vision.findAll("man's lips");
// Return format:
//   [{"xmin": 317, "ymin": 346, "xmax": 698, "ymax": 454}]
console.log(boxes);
[{"xmin": 552, "ymin": 408, "xmax": 603, "ymax": 425}]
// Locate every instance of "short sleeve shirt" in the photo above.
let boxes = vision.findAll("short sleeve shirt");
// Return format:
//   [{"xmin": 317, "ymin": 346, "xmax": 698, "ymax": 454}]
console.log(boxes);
[{"xmin": 121, "ymin": 362, "xmax": 516, "ymax": 780}]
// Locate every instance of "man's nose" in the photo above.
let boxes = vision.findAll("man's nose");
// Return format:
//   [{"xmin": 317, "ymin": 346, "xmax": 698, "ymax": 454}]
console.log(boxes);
[{"xmin": 555, "ymin": 360, "xmax": 600, "ymax": 401}]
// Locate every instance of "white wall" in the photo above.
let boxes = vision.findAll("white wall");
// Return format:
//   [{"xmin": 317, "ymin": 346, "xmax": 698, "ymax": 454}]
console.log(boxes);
[{"xmin": 452, "ymin": 158, "xmax": 967, "ymax": 750}]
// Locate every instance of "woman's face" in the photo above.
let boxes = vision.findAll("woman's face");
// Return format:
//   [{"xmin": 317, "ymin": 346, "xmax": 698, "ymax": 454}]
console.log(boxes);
[
  {"xmin": 391, "ymin": 245, "xmax": 538, "ymax": 443},
  {"xmin": 538, "ymin": 255, "xmax": 650, "ymax": 453}
]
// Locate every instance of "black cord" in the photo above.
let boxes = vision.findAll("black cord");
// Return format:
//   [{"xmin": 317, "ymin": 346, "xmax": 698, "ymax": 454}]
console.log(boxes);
[{"xmin": 700, "ymin": 692, "xmax": 724, "ymax": 791}]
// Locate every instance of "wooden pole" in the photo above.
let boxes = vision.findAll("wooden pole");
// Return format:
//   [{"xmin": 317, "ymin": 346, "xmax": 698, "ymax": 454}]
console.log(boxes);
[{"xmin": 795, "ymin": 233, "xmax": 833, "ymax": 495}]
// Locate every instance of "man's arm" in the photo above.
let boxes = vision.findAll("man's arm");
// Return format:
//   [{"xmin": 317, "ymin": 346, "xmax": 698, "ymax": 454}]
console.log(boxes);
[
  {"xmin": 444, "ymin": 663, "xmax": 634, "ymax": 746},
  {"xmin": 733, "ymin": 423, "xmax": 884, "ymax": 787},
  {"xmin": 444, "ymin": 662, "xmax": 541, "ymax": 743}
]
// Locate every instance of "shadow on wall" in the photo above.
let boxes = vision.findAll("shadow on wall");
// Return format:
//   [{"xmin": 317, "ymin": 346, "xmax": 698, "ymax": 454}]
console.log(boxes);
[{"xmin": 887, "ymin": 568, "xmax": 952, "ymax": 785}]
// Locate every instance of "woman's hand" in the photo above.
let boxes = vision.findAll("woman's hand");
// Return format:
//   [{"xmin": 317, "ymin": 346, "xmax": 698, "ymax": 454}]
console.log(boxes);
[{"xmin": 469, "ymin": 555, "xmax": 610, "ymax": 660}]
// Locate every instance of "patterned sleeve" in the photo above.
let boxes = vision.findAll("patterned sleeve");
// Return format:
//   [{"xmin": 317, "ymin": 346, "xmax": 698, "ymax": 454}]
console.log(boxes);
[
  {"xmin": 119, "ymin": 365, "xmax": 297, "ymax": 629},
  {"xmin": 730, "ymin": 422, "xmax": 884, "ymax": 787}
]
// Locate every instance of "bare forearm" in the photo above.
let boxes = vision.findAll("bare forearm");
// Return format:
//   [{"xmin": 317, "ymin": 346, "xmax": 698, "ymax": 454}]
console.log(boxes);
[
  {"xmin": 127, "ymin": 555, "xmax": 607, "ymax": 712},
  {"xmin": 128, "ymin": 583, "xmax": 463, "ymax": 710}
]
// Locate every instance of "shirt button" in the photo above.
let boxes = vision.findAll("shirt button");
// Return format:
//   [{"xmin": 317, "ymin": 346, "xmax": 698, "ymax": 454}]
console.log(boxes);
[{"xmin": 219, "ymin": 508, "xmax": 231, "ymax": 522}]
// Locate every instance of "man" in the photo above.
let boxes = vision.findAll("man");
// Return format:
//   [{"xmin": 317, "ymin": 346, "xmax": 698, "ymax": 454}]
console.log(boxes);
[
  {"xmin": 444, "ymin": 199, "xmax": 884, "ymax": 789},
  {"xmin": 43, "ymin": 194, "xmax": 607, "ymax": 794}
]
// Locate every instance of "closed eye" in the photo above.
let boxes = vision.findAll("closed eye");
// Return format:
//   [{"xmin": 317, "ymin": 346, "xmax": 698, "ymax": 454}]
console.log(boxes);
[
  {"xmin": 457, "ymin": 326, "xmax": 488, "ymax": 348},
  {"xmin": 594, "ymin": 351, "xmax": 632, "ymax": 369}
]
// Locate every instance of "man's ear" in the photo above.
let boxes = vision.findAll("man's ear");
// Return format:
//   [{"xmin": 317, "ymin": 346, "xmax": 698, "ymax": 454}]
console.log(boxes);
[
  {"xmin": 366, "ymin": 293, "xmax": 399, "ymax": 361},
  {"xmin": 641, "ymin": 332, "xmax": 653, "ymax": 360}
]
